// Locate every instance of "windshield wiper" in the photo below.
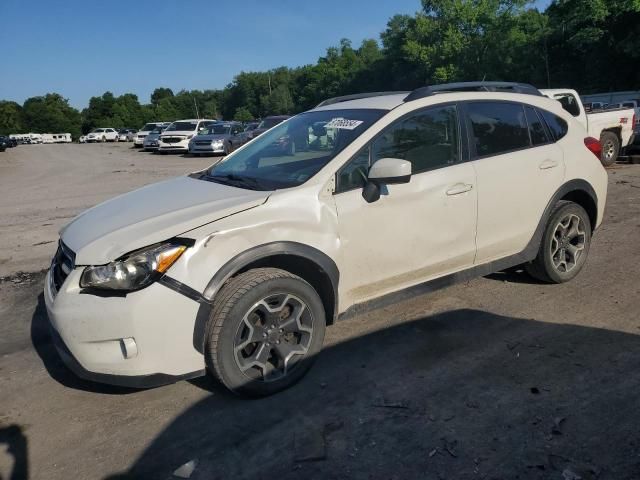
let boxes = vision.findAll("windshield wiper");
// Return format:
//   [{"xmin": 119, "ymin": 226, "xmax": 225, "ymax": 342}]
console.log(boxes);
[{"xmin": 208, "ymin": 173, "xmax": 263, "ymax": 190}]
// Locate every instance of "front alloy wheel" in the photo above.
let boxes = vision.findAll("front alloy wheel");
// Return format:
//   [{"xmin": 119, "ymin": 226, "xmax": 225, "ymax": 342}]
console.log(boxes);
[
  {"xmin": 206, "ymin": 268, "xmax": 326, "ymax": 396},
  {"xmin": 234, "ymin": 293, "xmax": 313, "ymax": 382}
]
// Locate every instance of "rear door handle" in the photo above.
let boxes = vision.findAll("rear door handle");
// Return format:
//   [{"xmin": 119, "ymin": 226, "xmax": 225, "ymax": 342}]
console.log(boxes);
[
  {"xmin": 446, "ymin": 183, "xmax": 474, "ymax": 196},
  {"xmin": 539, "ymin": 159, "xmax": 559, "ymax": 170}
]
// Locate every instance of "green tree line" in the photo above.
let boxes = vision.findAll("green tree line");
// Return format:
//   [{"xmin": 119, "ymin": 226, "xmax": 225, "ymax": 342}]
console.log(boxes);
[{"xmin": 1, "ymin": 0, "xmax": 638, "ymax": 137}]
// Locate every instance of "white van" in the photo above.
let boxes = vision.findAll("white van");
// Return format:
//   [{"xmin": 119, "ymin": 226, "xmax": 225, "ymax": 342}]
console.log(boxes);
[{"xmin": 157, "ymin": 119, "xmax": 217, "ymax": 153}]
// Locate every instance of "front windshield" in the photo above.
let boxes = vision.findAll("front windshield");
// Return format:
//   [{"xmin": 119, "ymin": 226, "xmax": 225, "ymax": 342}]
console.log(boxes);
[
  {"xmin": 140, "ymin": 123, "xmax": 159, "ymax": 131},
  {"xmin": 200, "ymin": 124, "xmax": 232, "ymax": 135},
  {"xmin": 92, "ymin": 129, "xmax": 104, "ymax": 133},
  {"xmin": 166, "ymin": 121, "xmax": 198, "ymax": 132},
  {"xmin": 202, "ymin": 109, "xmax": 385, "ymax": 191}
]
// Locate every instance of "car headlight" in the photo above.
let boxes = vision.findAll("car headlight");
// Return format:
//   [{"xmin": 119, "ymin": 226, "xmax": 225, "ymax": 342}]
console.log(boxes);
[
  {"xmin": 80, "ymin": 242, "xmax": 187, "ymax": 291},
  {"xmin": 212, "ymin": 140, "xmax": 223, "ymax": 147}
]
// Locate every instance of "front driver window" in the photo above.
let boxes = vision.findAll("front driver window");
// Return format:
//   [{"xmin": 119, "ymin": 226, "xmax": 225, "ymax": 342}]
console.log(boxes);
[
  {"xmin": 336, "ymin": 105, "xmax": 460, "ymax": 192},
  {"xmin": 337, "ymin": 146, "xmax": 371, "ymax": 192}
]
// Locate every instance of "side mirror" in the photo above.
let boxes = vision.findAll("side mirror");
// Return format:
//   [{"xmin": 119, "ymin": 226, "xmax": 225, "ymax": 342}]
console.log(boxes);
[
  {"xmin": 368, "ymin": 158, "xmax": 411, "ymax": 184},
  {"xmin": 362, "ymin": 158, "xmax": 411, "ymax": 203}
]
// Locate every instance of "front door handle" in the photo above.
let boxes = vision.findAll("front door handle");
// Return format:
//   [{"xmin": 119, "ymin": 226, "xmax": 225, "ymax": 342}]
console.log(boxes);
[
  {"xmin": 446, "ymin": 183, "xmax": 474, "ymax": 196},
  {"xmin": 539, "ymin": 159, "xmax": 559, "ymax": 170}
]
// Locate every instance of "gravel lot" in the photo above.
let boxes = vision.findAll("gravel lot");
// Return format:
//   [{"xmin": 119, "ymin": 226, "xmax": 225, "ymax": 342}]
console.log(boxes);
[{"xmin": 1, "ymin": 143, "xmax": 639, "ymax": 479}]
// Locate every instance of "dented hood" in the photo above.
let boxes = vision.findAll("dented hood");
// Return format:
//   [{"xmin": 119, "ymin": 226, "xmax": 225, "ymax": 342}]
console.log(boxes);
[{"xmin": 61, "ymin": 175, "xmax": 270, "ymax": 265}]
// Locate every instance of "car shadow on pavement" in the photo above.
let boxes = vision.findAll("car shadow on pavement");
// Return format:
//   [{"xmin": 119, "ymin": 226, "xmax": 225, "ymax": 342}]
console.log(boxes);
[
  {"xmin": 485, "ymin": 267, "xmax": 548, "ymax": 285},
  {"xmin": 100, "ymin": 309, "xmax": 640, "ymax": 480},
  {"xmin": 30, "ymin": 294, "xmax": 138, "ymax": 395}
]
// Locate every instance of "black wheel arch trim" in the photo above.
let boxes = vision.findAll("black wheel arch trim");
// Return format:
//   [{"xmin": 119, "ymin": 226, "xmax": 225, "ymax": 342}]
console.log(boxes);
[
  {"xmin": 192, "ymin": 241, "xmax": 339, "ymax": 354},
  {"xmin": 519, "ymin": 179, "xmax": 597, "ymax": 263}
]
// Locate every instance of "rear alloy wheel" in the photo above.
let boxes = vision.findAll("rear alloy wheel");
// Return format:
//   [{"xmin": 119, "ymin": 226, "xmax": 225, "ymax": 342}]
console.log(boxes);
[
  {"xmin": 600, "ymin": 131, "xmax": 620, "ymax": 166},
  {"xmin": 526, "ymin": 201, "xmax": 591, "ymax": 283},
  {"xmin": 206, "ymin": 268, "xmax": 325, "ymax": 396}
]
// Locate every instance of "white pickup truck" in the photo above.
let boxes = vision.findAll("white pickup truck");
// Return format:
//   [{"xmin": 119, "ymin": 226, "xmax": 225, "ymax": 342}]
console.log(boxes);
[{"xmin": 541, "ymin": 89, "xmax": 636, "ymax": 166}]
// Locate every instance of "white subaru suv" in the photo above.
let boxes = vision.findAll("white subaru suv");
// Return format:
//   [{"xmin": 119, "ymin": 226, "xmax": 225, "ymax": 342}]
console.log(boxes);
[
  {"xmin": 45, "ymin": 82, "xmax": 607, "ymax": 396},
  {"xmin": 157, "ymin": 119, "xmax": 217, "ymax": 153}
]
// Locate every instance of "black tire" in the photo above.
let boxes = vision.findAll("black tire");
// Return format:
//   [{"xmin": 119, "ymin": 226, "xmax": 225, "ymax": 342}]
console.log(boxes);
[
  {"xmin": 600, "ymin": 131, "xmax": 620, "ymax": 167},
  {"xmin": 525, "ymin": 201, "xmax": 592, "ymax": 284},
  {"xmin": 101, "ymin": 136, "xmax": 106, "ymax": 143},
  {"xmin": 206, "ymin": 268, "xmax": 326, "ymax": 397}
]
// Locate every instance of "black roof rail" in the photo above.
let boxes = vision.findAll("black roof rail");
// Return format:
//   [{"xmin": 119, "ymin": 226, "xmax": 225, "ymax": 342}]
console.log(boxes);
[
  {"xmin": 404, "ymin": 82, "xmax": 542, "ymax": 102},
  {"xmin": 316, "ymin": 91, "xmax": 409, "ymax": 108}
]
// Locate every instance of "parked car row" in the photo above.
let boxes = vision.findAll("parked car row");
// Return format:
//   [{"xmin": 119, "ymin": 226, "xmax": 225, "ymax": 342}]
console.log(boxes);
[
  {"xmin": 133, "ymin": 116, "xmax": 291, "ymax": 156},
  {"xmin": 8, "ymin": 133, "xmax": 72, "ymax": 144},
  {"xmin": 81, "ymin": 128, "xmax": 138, "ymax": 143}
]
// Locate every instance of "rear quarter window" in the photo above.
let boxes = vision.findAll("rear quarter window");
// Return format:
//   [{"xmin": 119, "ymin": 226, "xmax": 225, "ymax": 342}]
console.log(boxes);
[
  {"xmin": 539, "ymin": 109, "xmax": 569, "ymax": 141},
  {"xmin": 524, "ymin": 106, "xmax": 550, "ymax": 146}
]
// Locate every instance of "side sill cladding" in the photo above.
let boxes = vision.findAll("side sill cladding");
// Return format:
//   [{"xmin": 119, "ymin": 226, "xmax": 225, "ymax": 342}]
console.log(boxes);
[{"xmin": 192, "ymin": 242, "xmax": 340, "ymax": 354}]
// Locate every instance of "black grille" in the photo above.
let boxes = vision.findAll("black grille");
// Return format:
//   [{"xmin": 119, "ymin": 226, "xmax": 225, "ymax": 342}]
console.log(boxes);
[
  {"xmin": 52, "ymin": 241, "xmax": 76, "ymax": 292},
  {"xmin": 162, "ymin": 136, "xmax": 182, "ymax": 144},
  {"xmin": 195, "ymin": 141, "xmax": 212, "ymax": 146}
]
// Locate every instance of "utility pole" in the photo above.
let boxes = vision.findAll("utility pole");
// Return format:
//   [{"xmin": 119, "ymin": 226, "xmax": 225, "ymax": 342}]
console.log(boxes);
[{"xmin": 193, "ymin": 96, "xmax": 200, "ymax": 119}]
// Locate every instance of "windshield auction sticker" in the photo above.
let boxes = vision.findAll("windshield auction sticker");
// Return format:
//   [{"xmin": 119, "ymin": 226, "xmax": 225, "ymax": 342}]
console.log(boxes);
[{"xmin": 325, "ymin": 118, "xmax": 364, "ymax": 130}]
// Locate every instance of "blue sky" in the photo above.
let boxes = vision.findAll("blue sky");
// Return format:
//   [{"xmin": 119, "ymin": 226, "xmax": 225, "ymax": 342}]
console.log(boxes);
[{"xmin": 0, "ymin": 0, "xmax": 552, "ymax": 109}]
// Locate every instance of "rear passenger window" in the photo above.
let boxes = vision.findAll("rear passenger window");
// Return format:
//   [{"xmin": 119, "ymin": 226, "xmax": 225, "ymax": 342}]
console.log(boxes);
[
  {"xmin": 468, "ymin": 102, "xmax": 529, "ymax": 157},
  {"xmin": 525, "ymin": 106, "xmax": 549, "ymax": 145},
  {"xmin": 539, "ymin": 109, "xmax": 569, "ymax": 141}
]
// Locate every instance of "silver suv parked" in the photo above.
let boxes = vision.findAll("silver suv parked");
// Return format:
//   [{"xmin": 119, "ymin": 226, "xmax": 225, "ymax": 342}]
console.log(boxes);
[{"xmin": 188, "ymin": 121, "xmax": 248, "ymax": 156}]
